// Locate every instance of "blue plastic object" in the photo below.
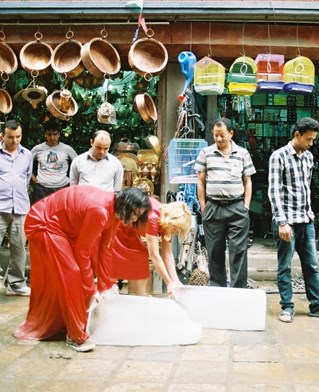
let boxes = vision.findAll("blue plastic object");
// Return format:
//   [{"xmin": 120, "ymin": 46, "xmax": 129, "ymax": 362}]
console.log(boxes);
[{"xmin": 178, "ymin": 51, "xmax": 197, "ymax": 96}]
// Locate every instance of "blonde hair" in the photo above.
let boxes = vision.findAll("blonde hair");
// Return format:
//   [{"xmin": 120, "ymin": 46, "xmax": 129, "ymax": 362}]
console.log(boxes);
[{"xmin": 159, "ymin": 202, "xmax": 192, "ymax": 241}]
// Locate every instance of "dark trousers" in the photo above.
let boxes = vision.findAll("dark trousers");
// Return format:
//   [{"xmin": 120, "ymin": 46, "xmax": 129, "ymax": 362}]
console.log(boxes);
[
  {"xmin": 203, "ymin": 200, "xmax": 250, "ymax": 288},
  {"xmin": 31, "ymin": 183, "xmax": 69, "ymax": 204}
]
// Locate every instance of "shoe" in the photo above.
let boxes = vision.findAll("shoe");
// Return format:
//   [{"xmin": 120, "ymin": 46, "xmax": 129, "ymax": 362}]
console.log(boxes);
[
  {"xmin": 66, "ymin": 337, "xmax": 95, "ymax": 352},
  {"xmin": 279, "ymin": 308, "xmax": 295, "ymax": 323},
  {"xmin": 6, "ymin": 286, "xmax": 31, "ymax": 297},
  {"xmin": 308, "ymin": 309, "xmax": 319, "ymax": 318}
]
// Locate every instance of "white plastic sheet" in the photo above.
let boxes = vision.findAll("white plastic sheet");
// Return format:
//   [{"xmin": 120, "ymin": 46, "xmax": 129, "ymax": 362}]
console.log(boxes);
[
  {"xmin": 174, "ymin": 285, "xmax": 267, "ymax": 331},
  {"xmin": 87, "ymin": 293, "xmax": 202, "ymax": 346}
]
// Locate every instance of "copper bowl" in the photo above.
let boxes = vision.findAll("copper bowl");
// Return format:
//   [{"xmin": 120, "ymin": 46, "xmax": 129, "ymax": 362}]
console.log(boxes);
[
  {"xmin": 81, "ymin": 38, "xmax": 121, "ymax": 78},
  {"xmin": 52, "ymin": 40, "xmax": 84, "ymax": 78},
  {"xmin": 46, "ymin": 90, "xmax": 78, "ymax": 121},
  {"xmin": 0, "ymin": 89, "xmax": 12, "ymax": 114},
  {"xmin": 135, "ymin": 93, "xmax": 158, "ymax": 123},
  {"xmin": 0, "ymin": 42, "xmax": 18, "ymax": 74},
  {"xmin": 20, "ymin": 40, "xmax": 53, "ymax": 74},
  {"xmin": 128, "ymin": 38, "xmax": 168, "ymax": 78}
]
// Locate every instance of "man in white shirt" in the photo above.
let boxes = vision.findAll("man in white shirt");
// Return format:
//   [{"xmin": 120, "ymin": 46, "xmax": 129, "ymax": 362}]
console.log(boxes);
[{"xmin": 70, "ymin": 130, "xmax": 123, "ymax": 192}]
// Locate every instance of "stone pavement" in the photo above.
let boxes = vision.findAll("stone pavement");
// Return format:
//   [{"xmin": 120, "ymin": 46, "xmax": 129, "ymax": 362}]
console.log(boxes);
[{"xmin": 1, "ymin": 239, "xmax": 319, "ymax": 391}]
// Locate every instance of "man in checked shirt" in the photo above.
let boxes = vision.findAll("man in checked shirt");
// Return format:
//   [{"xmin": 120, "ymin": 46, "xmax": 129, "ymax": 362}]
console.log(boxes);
[{"xmin": 268, "ymin": 117, "xmax": 319, "ymax": 323}]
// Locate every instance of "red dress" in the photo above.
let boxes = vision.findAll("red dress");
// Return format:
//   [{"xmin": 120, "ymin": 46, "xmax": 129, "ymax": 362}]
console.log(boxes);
[
  {"xmin": 112, "ymin": 198, "xmax": 161, "ymax": 280},
  {"xmin": 14, "ymin": 185, "xmax": 119, "ymax": 344}
]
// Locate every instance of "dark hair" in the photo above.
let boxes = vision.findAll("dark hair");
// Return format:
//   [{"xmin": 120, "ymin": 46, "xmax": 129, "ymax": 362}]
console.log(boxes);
[
  {"xmin": 44, "ymin": 120, "xmax": 60, "ymax": 132},
  {"xmin": 212, "ymin": 117, "xmax": 232, "ymax": 132},
  {"xmin": 293, "ymin": 117, "xmax": 319, "ymax": 137},
  {"xmin": 114, "ymin": 187, "xmax": 151, "ymax": 228},
  {"xmin": 5, "ymin": 120, "xmax": 20, "ymax": 130}
]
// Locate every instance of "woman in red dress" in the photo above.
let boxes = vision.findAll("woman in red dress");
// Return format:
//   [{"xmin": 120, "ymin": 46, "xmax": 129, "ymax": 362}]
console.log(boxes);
[
  {"xmin": 112, "ymin": 198, "xmax": 192, "ymax": 296},
  {"xmin": 14, "ymin": 185, "xmax": 150, "ymax": 352}
]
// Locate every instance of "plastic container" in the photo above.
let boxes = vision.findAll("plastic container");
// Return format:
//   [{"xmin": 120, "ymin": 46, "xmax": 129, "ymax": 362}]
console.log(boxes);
[
  {"xmin": 168, "ymin": 138, "xmax": 207, "ymax": 184},
  {"xmin": 194, "ymin": 56, "xmax": 225, "ymax": 96}
]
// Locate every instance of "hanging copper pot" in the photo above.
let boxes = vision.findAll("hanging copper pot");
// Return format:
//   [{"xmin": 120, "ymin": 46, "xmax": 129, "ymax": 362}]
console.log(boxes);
[
  {"xmin": 128, "ymin": 37, "xmax": 168, "ymax": 79},
  {"xmin": 0, "ymin": 89, "xmax": 12, "ymax": 114},
  {"xmin": 20, "ymin": 37, "xmax": 53, "ymax": 75},
  {"xmin": 46, "ymin": 90, "xmax": 78, "ymax": 121},
  {"xmin": 81, "ymin": 37, "xmax": 121, "ymax": 78},
  {"xmin": 52, "ymin": 39, "xmax": 85, "ymax": 78},
  {"xmin": 135, "ymin": 93, "xmax": 158, "ymax": 123},
  {"xmin": 0, "ymin": 41, "xmax": 18, "ymax": 74}
]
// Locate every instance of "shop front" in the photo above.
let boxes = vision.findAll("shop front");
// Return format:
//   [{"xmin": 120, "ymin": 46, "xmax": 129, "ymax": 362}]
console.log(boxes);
[{"xmin": 1, "ymin": 1, "xmax": 319, "ymax": 238}]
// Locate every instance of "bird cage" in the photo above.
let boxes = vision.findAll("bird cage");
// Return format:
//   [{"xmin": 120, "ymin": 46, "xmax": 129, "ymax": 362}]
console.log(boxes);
[
  {"xmin": 283, "ymin": 56, "xmax": 315, "ymax": 94},
  {"xmin": 255, "ymin": 54, "xmax": 285, "ymax": 93},
  {"xmin": 194, "ymin": 56, "xmax": 225, "ymax": 95},
  {"xmin": 227, "ymin": 56, "xmax": 257, "ymax": 95}
]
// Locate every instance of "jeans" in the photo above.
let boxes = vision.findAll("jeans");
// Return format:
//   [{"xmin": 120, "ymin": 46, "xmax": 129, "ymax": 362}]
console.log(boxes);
[
  {"xmin": 273, "ymin": 220, "xmax": 319, "ymax": 313},
  {"xmin": 0, "ymin": 212, "xmax": 27, "ymax": 289}
]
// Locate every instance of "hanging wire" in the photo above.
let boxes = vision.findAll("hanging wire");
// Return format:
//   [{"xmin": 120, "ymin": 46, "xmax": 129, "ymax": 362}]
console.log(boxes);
[
  {"xmin": 189, "ymin": 21, "xmax": 193, "ymax": 52},
  {"xmin": 296, "ymin": 23, "xmax": 301, "ymax": 56},
  {"xmin": 208, "ymin": 21, "xmax": 212, "ymax": 57},
  {"xmin": 267, "ymin": 22, "xmax": 272, "ymax": 54},
  {"xmin": 241, "ymin": 22, "xmax": 246, "ymax": 57},
  {"xmin": 266, "ymin": 21, "xmax": 272, "ymax": 73}
]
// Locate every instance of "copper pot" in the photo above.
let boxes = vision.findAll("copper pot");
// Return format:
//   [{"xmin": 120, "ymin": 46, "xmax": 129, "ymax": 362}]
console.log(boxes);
[
  {"xmin": 0, "ymin": 89, "xmax": 12, "ymax": 114},
  {"xmin": 135, "ymin": 93, "xmax": 158, "ymax": 123},
  {"xmin": 144, "ymin": 135, "xmax": 162, "ymax": 156},
  {"xmin": 46, "ymin": 90, "xmax": 78, "ymax": 121},
  {"xmin": 113, "ymin": 138, "xmax": 140, "ymax": 156},
  {"xmin": 81, "ymin": 38, "xmax": 121, "ymax": 78},
  {"xmin": 128, "ymin": 37, "xmax": 168, "ymax": 78},
  {"xmin": 52, "ymin": 40, "xmax": 85, "ymax": 78},
  {"xmin": 19, "ymin": 40, "xmax": 53, "ymax": 74},
  {"xmin": 0, "ymin": 42, "xmax": 18, "ymax": 74}
]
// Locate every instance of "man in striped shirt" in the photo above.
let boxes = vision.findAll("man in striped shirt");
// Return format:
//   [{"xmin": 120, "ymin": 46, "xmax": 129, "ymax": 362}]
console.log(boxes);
[
  {"xmin": 195, "ymin": 117, "xmax": 256, "ymax": 288},
  {"xmin": 268, "ymin": 117, "xmax": 319, "ymax": 323}
]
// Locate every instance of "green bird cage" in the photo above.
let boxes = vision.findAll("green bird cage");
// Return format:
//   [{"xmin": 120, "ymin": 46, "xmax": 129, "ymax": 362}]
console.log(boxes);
[{"xmin": 227, "ymin": 56, "xmax": 257, "ymax": 95}]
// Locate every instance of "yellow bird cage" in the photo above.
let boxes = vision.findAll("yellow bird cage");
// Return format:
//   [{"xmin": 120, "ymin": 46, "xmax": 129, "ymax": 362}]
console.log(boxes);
[
  {"xmin": 227, "ymin": 56, "xmax": 257, "ymax": 96},
  {"xmin": 194, "ymin": 56, "xmax": 225, "ymax": 95},
  {"xmin": 283, "ymin": 56, "xmax": 315, "ymax": 94}
]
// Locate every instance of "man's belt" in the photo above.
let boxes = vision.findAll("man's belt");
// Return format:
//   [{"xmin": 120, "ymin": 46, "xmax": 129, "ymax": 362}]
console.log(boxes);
[{"xmin": 206, "ymin": 197, "xmax": 243, "ymax": 206}]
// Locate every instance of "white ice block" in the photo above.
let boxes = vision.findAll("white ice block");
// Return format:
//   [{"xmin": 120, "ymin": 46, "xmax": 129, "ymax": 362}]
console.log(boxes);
[
  {"xmin": 87, "ymin": 294, "xmax": 202, "ymax": 346},
  {"xmin": 174, "ymin": 285, "xmax": 267, "ymax": 331}
]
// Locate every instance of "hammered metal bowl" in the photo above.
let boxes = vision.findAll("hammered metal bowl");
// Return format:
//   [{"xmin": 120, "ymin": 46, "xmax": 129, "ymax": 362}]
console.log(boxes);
[
  {"xmin": 52, "ymin": 40, "xmax": 84, "ymax": 78},
  {"xmin": 128, "ymin": 38, "xmax": 168, "ymax": 78},
  {"xmin": 81, "ymin": 38, "xmax": 121, "ymax": 78},
  {"xmin": 20, "ymin": 40, "xmax": 53, "ymax": 74}
]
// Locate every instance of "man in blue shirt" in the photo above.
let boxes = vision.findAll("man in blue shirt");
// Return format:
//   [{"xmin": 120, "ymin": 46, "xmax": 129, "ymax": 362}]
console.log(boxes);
[
  {"xmin": 0, "ymin": 120, "xmax": 33, "ymax": 296},
  {"xmin": 268, "ymin": 117, "xmax": 319, "ymax": 323}
]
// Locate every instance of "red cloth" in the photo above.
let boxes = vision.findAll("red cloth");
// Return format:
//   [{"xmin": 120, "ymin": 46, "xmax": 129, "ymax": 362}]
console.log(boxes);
[
  {"xmin": 112, "ymin": 198, "xmax": 161, "ymax": 280},
  {"xmin": 14, "ymin": 185, "xmax": 119, "ymax": 344}
]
